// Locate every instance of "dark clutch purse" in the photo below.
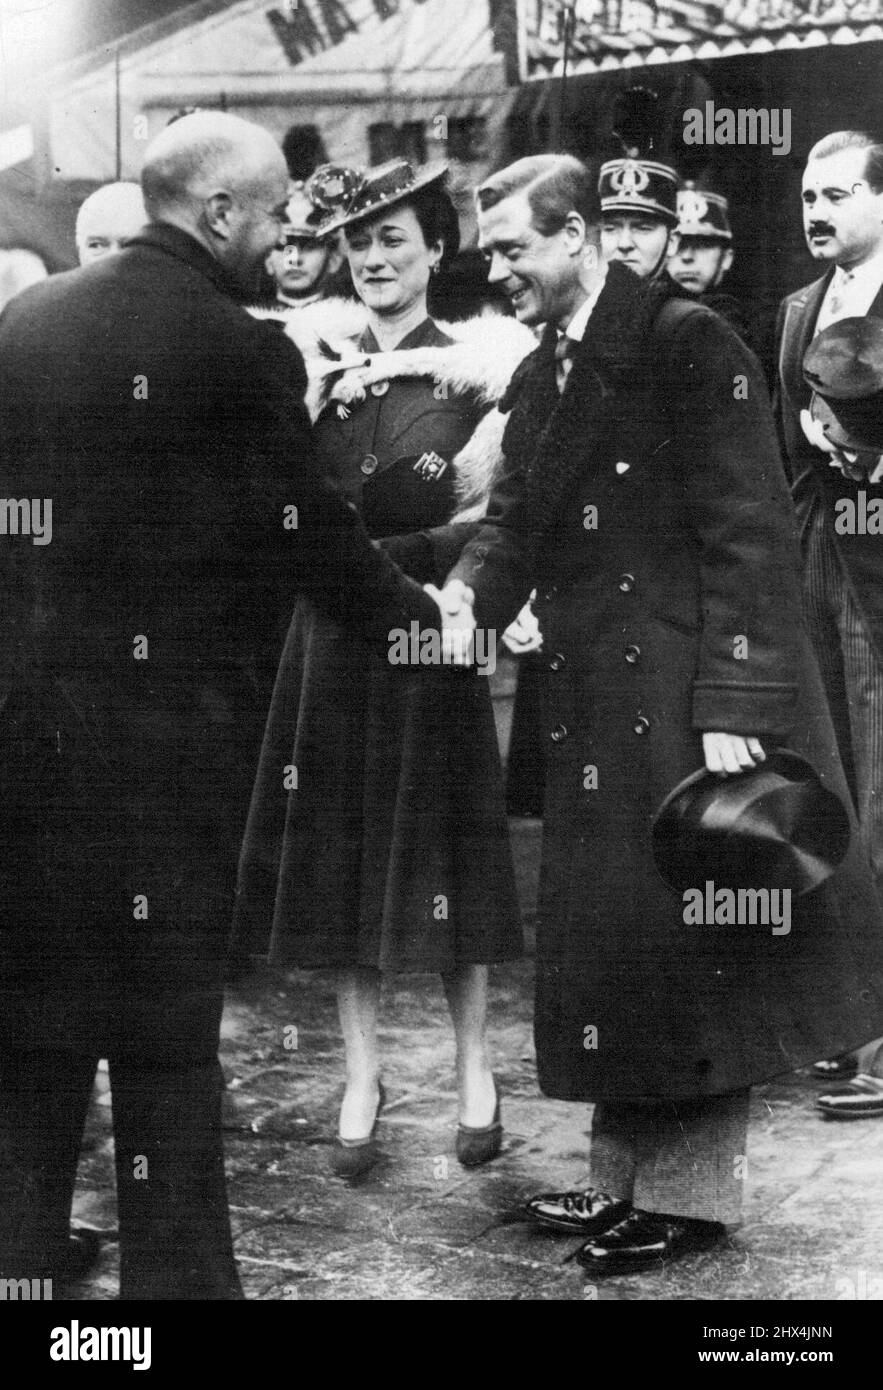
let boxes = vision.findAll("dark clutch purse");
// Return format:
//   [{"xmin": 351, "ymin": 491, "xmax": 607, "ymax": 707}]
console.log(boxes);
[{"xmin": 362, "ymin": 451, "xmax": 457, "ymax": 536}]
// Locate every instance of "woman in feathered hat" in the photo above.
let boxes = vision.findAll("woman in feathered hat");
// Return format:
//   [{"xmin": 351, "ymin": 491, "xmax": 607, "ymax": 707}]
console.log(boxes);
[{"xmin": 233, "ymin": 159, "xmax": 536, "ymax": 1178}]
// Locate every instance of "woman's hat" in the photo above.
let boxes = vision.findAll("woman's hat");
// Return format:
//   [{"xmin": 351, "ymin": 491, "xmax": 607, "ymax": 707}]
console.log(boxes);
[
  {"xmin": 651, "ymin": 750, "xmax": 850, "ymax": 896},
  {"xmin": 803, "ymin": 316, "xmax": 883, "ymax": 453},
  {"xmin": 307, "ymin": 159, "xmax": 450, "ymax": 237}
]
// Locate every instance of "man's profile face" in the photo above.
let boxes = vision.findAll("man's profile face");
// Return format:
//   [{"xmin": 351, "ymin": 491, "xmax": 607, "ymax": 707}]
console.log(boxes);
[
  {"xmin": 477, "ymin": 190, "xmax": 584, "ymax": 329},
  {"xmin": 667, "ymin": 235, "xmax": 733, "ymax": 294},
  {"xmin": 600, "ymin": 212, "xmax": 673, "ymax": 278},
  {"xmin": 801, "ymin": 147, "xmax": 883, "ymax": 269},
  {"xmin": 223, "ymin": 161, "xmax": 290, "ymax": 295}
]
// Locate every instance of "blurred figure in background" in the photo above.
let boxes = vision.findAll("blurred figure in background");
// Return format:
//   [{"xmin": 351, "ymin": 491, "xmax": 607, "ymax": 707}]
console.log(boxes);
[
  {"xmin": 0, "ymin": 248, "xmax": 47, "ymax": 312},
  {"xmin": 666, "ymin": 184, "xmax": 751, "ymax": 344},
  {"xmin": 75, "ymin": 181, "xmax": 146, "ymax": 265},
  {"xmin": 265, "ymin": 180, "xmax": 346, "ymax": 312}
]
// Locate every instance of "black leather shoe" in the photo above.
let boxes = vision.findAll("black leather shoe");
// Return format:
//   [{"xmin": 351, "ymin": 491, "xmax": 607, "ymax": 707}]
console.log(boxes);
[
  {"xmin": 576, "ymin": 1208, "xmax": 726, "ymax": 1275},
  {"xmin": 456, "ymin": 1079, "xmax": 503, "ymax": 1168},
  {"xmin": 332, "ymin": 1081, "xmax": 386, "ymax": 1180},
  {"xmin": 525, "ymin": 1187, "xmax": 630, "ymax": 1235},
  {"xmin": 810, "ymin": 1055, "xmax": 858, "ymax": 1081},
  {"xmin": 816, "ymin": 1073, "xmax": 883, "ymax": 1119}
]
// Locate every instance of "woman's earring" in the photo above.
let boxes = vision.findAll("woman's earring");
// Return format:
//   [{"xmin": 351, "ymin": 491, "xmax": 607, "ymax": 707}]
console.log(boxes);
[{"xmin": 431, "ymin": 262, "xmax": 441, "ymax": 276}]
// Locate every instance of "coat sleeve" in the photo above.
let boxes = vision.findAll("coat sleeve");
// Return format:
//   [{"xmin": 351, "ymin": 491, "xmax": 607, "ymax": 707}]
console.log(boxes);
[
  {"xmin": 243, "ymin": 319, "xmax": 439, "ymax": 648},
  {"xmin": 665, "ymin": 309, "xmax": 803, "ymax": 738},
  {"xmin": 443, "ymin": 447, "xmax": 535, "ymax": 635}
]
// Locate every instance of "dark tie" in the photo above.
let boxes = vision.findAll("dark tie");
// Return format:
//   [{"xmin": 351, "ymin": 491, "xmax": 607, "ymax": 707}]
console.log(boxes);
[{"xmin": 555, "ymin": 334, "xmax": 576, "ymax": 394}]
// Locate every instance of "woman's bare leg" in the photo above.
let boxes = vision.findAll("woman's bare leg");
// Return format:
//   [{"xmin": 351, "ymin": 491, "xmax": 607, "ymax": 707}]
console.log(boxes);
[
  {"xmin": 443, "ymin": 964, "xmax": 497, "ymax": 1127},
  {"xmin": 335, "ymin": 967, "xmax": 382, "ymax": 1140}
]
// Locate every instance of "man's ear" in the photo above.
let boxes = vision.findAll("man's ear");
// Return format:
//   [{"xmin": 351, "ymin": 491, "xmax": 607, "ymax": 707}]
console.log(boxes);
[
  {"xmin": 721, "ymin": 246, "xmax": 734, "ymax": 277},
  {"xmin": 204, "ymin": 191, "xmax": 234, "ymax": 242},
  {"xmin": 665, "ymin": 228, "xmax": 679, "ymax": 257},
  {"xmin": 564, "ymin": 210, "xmax": 588, "ymax": 253},
  {"xmin": 326, "ymin": 240, "xmax": 345, "ymax": 276}
]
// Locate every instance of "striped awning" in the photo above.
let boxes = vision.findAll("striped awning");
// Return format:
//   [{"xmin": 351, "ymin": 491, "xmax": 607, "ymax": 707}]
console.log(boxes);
[{"xmin": 519, "ymin": 0, "xmax": 883, "ymax": 78}]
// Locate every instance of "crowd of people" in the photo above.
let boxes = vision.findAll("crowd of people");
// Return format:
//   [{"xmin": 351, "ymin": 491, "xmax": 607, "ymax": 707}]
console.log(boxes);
[{"xmin": 0, "ymin": 107, "xmax": 882, "ymax": 1298}]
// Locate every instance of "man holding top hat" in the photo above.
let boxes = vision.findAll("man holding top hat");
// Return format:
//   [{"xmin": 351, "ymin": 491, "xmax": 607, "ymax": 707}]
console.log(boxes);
[{"xmin": 426, "ymin": 152, "xmax": 883, "ymax": 1274}]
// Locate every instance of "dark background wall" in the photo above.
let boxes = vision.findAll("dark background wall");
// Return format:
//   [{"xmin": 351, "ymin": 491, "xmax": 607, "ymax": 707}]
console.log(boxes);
[{"xmin": 503, "ymin": 41, "xmax": 883, "ymax": 367}]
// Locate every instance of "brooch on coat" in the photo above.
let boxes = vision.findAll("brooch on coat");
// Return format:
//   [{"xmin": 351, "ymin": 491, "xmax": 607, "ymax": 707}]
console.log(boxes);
[{"xmin": 413, "ymin": 450, "xmax": 449, "ymax": 480}]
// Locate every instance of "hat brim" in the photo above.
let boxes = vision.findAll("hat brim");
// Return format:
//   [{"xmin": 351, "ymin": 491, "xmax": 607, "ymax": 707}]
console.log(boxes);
[
  {"xmin": 810, "ymin": 391, "xmax": 883, "ymax": 454},
  {"xmin": 601, "ymin": 201, "xmax": 678, "ymax": 226},
  {"xmin": 650, "ymin": 749, "xmax": 851, "ymax": 897},
  {"xmin": 318, "ymin": 161, "xmax": 449, "ymax": 237}
]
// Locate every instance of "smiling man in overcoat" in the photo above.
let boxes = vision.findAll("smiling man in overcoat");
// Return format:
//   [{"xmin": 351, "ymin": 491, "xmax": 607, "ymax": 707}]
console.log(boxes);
[{"xmin": 430, "ymin": 154, "xmax": 883, "ymax": 1274}]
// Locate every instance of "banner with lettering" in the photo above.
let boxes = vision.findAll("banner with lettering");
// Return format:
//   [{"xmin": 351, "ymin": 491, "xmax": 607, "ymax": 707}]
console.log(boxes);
[{"xmin": 518, "ymin": 0, "xmax": 883, "ymax": 79}]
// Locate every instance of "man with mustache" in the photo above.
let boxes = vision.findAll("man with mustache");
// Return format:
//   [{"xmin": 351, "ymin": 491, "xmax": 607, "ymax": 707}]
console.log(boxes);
[{"xmin": 774, "ymin": 130, "xmax": 883, "ymax": 1115}]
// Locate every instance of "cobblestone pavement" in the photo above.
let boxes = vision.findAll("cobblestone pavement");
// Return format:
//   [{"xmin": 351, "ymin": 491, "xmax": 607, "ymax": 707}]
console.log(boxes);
[
  {"xmin": 71, "ymin": 927, "xmax": 883, "ymax": 1300},
  {"xmin": 65, "ymin": 672, "xmax": 883, "ymax": 1300}
]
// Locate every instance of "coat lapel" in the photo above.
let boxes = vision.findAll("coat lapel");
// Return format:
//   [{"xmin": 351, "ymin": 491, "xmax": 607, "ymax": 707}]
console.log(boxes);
[
  {"xmin": 778, "ymin": 272, "xmax": 831, "ymax": 412},
  {"xmin": 504, "ymin": 263, "xmax": 667, "ymax": 538}
]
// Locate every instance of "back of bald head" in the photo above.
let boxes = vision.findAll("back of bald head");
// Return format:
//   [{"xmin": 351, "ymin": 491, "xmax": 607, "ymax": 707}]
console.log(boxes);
[{"xmin": 140, "ymin": 111, "xmax": 286, "ymax": 223}]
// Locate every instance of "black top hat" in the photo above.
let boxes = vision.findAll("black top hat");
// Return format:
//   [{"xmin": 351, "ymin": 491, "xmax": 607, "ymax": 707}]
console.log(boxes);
[
  {"xmin": 307, "ymin": 159, "xmax": 449, "ymax": 237},
  {"xmin": 598, "ymin": 158, "xmax": 679, "ymax": 226},
  {"xmin": 651, "ymin": 750, "xmax": 850, "ymax": 897},
  {"xmin": 803, "ymin": 316, "xmax": 883, "ymax": 453},
  {"xmin": 676, "ymin": 183, "xmax": 732, "ymax": 241}
]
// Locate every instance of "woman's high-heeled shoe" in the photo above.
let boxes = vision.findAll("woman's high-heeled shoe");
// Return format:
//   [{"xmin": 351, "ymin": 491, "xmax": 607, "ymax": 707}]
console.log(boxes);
[
  {"xmin": 456, "ymin": 1077, "xmax": 503, "ymax": 1168},
  {"xmin": 331, "ymin": 1081, "xmax": 386, "ymax": 1180}
]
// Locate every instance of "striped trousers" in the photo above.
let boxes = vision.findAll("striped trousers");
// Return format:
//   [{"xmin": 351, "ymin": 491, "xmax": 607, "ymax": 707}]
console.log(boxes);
[{"xmin": 802, "ymin": 505, "xmax": 883, "ymax": 896}]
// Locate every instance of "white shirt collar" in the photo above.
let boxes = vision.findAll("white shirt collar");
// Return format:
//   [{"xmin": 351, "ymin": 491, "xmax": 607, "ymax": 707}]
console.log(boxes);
[
  {"xmin": 560, "ymin": 269, "xmax": 608, "ymax": 343},
  {"xmin": 831, "ymin": 243, "xmax": 883, "ymax": 294}
]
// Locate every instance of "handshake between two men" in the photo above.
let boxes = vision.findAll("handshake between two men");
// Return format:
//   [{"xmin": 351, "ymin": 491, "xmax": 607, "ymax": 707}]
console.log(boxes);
[{"xmin": 422, "ymin": 580, "xmax": 766, "ymax": 778}]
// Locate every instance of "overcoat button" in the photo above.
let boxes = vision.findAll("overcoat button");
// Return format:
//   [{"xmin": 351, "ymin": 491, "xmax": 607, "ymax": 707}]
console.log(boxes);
[
  {"xmin": 618, "ymin": 573, "xmax": 635, "ymax": 593},
  {"xmin": 360, "ymin": 454, "xmax": 379, "ymax": 475},
  {"xmin": 624, "ymin": 644, "xmax": 641, "ymax": 664},
  {"xmin": 550, "ymin": 723, "xmax": 568, "ymax": 743},
  {"xmin": 615, "ymin": 461, "xmax": 630, "ymax": 475},
  {"xmin": 859, "ymin": 988, "xmax": 873, "ymax": 1004},
  {"xmin": 370, "ymin": 381, "xmax": 390, "ymax": 397},
  {"xmin": 633, "ymin": 715, "xmax": 650, "ymax": 735},
  {"xmin": 549, "ymin": 653, "xmax": 566, "ymax": 671}
]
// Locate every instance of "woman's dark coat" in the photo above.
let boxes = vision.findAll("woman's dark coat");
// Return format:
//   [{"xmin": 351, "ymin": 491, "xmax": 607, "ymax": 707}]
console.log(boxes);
[
  {"xmin": 447, "ymin": 262, "xmax": 883, "ymax": 1103},
  {"xmin": 233, "ymin": 318, "xmax": 522, "ymax": 972}
]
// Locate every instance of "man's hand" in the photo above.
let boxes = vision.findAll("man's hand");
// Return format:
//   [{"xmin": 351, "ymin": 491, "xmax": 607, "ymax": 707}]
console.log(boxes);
[
  {"xmin": 502, "ymin": 593, "xmax": 543, "ymax": 655},
  {"xmin": 702, "ymin": 732, "xmax": 766, "ymax": 776},
  {"xmin": 424, "ymin": 579, "xmax": 476, "ymax": 665}
]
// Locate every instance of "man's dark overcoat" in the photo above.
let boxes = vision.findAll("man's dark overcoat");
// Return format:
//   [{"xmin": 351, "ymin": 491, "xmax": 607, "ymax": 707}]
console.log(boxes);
[
  {"xmin": 0, "ymin": 222, "xmax": 437, "ymax": 1019},
  {"xmin": 447, "ymin": 262, "xmax": 883, "ymax": 1104},
  {"xmin": 775, "ymin": 274, "xmax": 883, "ymax": 666}
]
